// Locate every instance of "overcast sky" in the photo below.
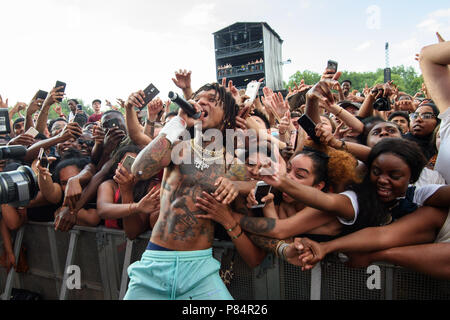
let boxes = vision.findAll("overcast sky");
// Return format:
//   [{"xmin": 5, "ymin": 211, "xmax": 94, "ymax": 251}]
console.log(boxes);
[{"xmin": 1, "ymin": 0, "xmax": 449, "ymax": 108}]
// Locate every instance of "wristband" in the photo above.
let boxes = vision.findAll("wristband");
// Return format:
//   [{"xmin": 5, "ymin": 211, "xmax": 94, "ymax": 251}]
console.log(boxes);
[
  {"xmin": 232, "ymin": 229, "xmax": 243, "ymax": 240},
  {"xmin": 335, "ymin": 107, "xmax": 343, "ymax": 117},
  {"xmin": 159, "ymin": 116, "xmax": 187, "ymax": 144},
  {"xmin": 278, "ymin": 242, "xmax": 290, "ymax": 261},
  {"xmin": 226, "ymin": 222, "xmax": 239, "ymax": 232}
]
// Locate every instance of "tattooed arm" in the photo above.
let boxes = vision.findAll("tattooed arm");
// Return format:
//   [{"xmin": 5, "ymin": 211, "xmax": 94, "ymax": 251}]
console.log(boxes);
[
  {"xmin": 237, "ymin": 207, "xmax": 338, "ymax": 239},
  {"xmin": 132, "ymin": 135, "xmax": 174, "ymax": 180}
]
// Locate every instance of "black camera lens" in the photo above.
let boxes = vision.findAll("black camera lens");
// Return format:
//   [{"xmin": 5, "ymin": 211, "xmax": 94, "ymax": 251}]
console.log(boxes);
[
  {"xmin": 373, "ymin": 97, "xmax": 391, "ymax": 111},
  {"xmin": 0, "ymin": 166, "xmax": 38, "ymax": 207}
]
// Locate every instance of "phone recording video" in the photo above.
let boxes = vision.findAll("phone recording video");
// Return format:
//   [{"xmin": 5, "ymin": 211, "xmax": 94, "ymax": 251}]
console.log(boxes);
[
  {"xmin": 251, "ymin": 181, "xmax": 272, "ymax": 208},
  {"xmin": 297, "ymin": 114, "xmax": 321, "ymax": 145}
]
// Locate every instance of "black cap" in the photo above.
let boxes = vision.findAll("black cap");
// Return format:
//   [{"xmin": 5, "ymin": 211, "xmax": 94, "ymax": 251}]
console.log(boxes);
[{"xmin": 92, "ymin": 99, "xmax": 101, "ymax": 105}]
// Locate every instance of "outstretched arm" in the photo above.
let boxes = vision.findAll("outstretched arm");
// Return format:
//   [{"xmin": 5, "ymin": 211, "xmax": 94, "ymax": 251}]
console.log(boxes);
[{"xmin": 419, "ymin": 36, "xmax": 450, "ymax": 114}]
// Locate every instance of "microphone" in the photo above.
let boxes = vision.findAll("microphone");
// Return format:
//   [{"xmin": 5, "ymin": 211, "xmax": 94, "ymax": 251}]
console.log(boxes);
[{"xmin": 168, "ymin": 91, "xmax": 202, "ymax": 119}]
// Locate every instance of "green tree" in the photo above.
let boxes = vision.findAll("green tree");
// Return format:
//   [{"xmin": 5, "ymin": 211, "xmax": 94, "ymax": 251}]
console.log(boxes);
[{"xmin": 286, "ymin": 65, "xmax": 423, "ymax": 96}]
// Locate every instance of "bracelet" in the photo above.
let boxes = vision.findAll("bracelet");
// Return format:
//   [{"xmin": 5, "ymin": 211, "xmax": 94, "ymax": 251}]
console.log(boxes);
[
  {"xmin": 335, "ymin": 107, "xmax": 343, "ymax": 117},
  {"xmin": 278, "ymin": 242, "xmax": 290, "ymax": 261},
  {"xmin": 340, "ymin": 140, "xmax": 348, "ymax": 151},
  {"xmin": 226, "ymin": 222, "xmax": 239, "ymax": 232},
  {"xmin": 275, "ymin": 240, "xmax": 286, "ymax": 257},
  {"xmin": 146, "ymin": 119, "xmax": 156, "ymax": 126},
  {"xmin": 231, "ymin": 229, "xmax": 243, "ymax": 240}
]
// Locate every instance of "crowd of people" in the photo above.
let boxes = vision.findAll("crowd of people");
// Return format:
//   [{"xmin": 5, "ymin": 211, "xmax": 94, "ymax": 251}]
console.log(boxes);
[
  {"xmin": 217, "ymin": 58, "xmax": 264, "ymax": 76},
  {"xmin": 0, "ymin": 32, "xmax": 449, "ymax": 300}
]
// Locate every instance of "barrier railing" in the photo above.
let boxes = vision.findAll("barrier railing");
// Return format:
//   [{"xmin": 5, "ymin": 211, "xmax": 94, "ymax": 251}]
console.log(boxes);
[{"xmin": 1, "ymin": 221, "xmax": 450, "ymax": 300}]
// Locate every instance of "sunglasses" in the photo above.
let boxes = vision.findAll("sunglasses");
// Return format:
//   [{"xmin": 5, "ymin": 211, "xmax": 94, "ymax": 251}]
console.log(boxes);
[
  {"xmin": 409, "ymin": 112, "xmax": 436, "ymax": 120},
  {"xmin": 77, "ymin": 138, "xmax": 95, "ymax": 147}
]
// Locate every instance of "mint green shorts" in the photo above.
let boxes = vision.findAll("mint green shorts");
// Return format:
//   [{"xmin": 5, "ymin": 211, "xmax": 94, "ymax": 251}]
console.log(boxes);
[{"xmin": 123, "ymin": 248, "xmax": 233, "ymax": 300}]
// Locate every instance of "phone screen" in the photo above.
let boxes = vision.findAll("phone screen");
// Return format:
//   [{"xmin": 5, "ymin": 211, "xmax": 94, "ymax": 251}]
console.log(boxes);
[{"xmin": 252, "ymin": 183, "xmax": 272, "ymax": 208}]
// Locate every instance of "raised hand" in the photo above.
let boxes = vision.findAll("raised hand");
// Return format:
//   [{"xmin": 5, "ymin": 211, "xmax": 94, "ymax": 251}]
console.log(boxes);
[
  {"xmin": 58, "ymin": 122, "xmax": 83, "ymax": 141},
  {"xmin": 113, "ymin": 163, "xmax": 137, "ymax": 194},
  {"xmin": 0, "ymin": 95, "xmax": 8, "ymax": 109},
  {"xmin": 172, "ymin": 69, "xmax": 192, "ymax": 90},
  {"xmin": 92, "ymin": 124, "xmax": 105, "ymax": 145},
  {"xmin": 147, "ymin": 97, "xmax": 164, "ymax": 121},
  {"xmin": 53, "ymin": 103, "xmax": 63, "ymax": 116},
  {"xmin": 116, "ymin": 98, "xmax": 126, "ymax": 109},
  {"xmin": 43, "ymin": 86, "xmax": 64, "ymax": 109},
  {"xmin": 125, "ymin": 91, "xmax": 146, "ymax": 110}
]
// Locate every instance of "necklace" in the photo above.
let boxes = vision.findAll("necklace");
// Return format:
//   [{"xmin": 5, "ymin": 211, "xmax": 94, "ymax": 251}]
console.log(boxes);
[{"xmin": 190, "ymin": 139, "xmax": 224, "ymax": 171}]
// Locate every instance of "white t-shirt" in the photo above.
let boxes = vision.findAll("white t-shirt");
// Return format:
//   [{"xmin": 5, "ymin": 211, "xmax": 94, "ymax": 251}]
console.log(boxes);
[
  {"xmin": 337, "ymin": 184, "xmax": 443, "ymax": 226},
  {"xmin": 435, "ymin": 108, "xmax": 450, "ymax": 184},
  {"xmin": 414, "ymin": 167, "xmax": 446, "ymax": 188}
]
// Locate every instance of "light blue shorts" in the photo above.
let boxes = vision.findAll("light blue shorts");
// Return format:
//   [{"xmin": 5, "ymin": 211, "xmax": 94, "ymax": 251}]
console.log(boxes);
[{"xmin": 123, "ymin": 248, "xmax": 233, "ymax": 300}]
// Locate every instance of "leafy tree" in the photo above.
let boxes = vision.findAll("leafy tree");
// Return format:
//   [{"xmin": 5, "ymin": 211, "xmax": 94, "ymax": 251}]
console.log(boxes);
[{"xmin": 286, "ymin": 65, "xmax": 423, "ymax": 96}]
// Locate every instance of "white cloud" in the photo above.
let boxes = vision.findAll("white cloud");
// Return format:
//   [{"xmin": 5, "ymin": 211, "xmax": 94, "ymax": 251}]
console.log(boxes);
[
  {"xmin": 181, "ymin": 3, "xmax": 216, "ymax": 27},
  {"xmin": 355, "ymin": 40, "xmax": 373, "ymax": 52},
  {"xmin": 299, "ymin": 0, "xmax": 312, "ymax": 9},
  {"xmin": 417, "ymin": 8, "xmax": 450, "ymax": 33}
]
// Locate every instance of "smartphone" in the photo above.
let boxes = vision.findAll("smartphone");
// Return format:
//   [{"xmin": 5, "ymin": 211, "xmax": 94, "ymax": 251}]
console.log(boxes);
[
  {"xmin": 142, "ymin": 83, "xmax": 160, "ymax": 108},
  {"xmin": 297, "ymin": 114, "xmax": 321, "ymax": 145},
  {"xmin": 77, "ymin": 104, "xmax": 83, "ymax": 111},
  {"xmin": 287, "ymin": 91, "xmax": 307, "ymax": 110},
  {"xmin": 38, "ymin": 147, "xmax": 49, "ymax": 169},
  {"xmin": 73, "ymin": 113, "xmax": 87, "ymax": 129},
  {"xmin": 121, "ymin": 155, "xmax": 135, "ymax": 172},
  {"xmin": 0, "ymin": 109, "xmax": 11, "ymax": 134},
  {"xmin": 36, "ymin": 90, "xmax": 48, "ymax": 100},
  {"xmin": 25, "ymin": 127, "xmax": 39, "ymax": 138},
  {"xmin": 103, "ymin": 118, "xmax": 120, "ymax": 130},
  {"xmin": 251, "ymin": 181, "xmax": 272, "ymax": 209},
  {"xmin": 327, "ymin": 60, "xmax": 338, "ymax": 73},
  {"xmin": 54, "ymin": 81, "xmax": 66, "ymax": 102},
  {"xmin": 244, "ymin": 81, "xmax": 261, "ymax": 104}
]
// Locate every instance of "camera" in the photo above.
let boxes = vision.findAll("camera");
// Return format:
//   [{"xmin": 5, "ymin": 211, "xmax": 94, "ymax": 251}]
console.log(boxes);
[
  {"xmin": 372, "ymin": 89, "xmax": 391, "ymax": 111},
  {"xmin": 0, "ymin": 146, "xmax": 38, "ymax": 207}
]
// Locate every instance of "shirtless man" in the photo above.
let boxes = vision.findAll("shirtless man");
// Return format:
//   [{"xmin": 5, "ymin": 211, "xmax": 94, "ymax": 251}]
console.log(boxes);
[{"xmin": 123, "ymin": 83, "xmax": 242, "ymax": 300}]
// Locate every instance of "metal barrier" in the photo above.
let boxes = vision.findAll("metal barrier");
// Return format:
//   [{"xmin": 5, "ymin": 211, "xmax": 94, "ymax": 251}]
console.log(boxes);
[{"xmin": 1, "ymin": 221, "xmax": 450, "ymax": 300}]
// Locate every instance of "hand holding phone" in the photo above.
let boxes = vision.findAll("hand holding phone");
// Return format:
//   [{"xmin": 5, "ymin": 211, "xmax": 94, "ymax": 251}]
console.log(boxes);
[
  {"xmin": 25, "ymin": 127, "xmax": 39, "ymax": 138},
  {"xmin": 244, "ymin": 81, "xmax": 261, "ymax": 104},
  {"xmin": 121, "ymin": 155, "xmax": 135, "ymax": 172},
  {"xmin": 251, "ymin": 181, "xmax": 272, "ymax": 208},
  {"xmin": 38, "ymin": 147, "xmax": 49, "ymax": 169},
  {"xmin": 142, "ymin": 83, "xmax": 160, "ymax": 109},
  {"xmin": 54, "ymin": 81, "xmax": 66, "ymax": 103},
  {"xmin": 297, "ymin": 114, "xmax": 321, "ymax": 145},
  {"xmin": 327, "ymin": 60, "xmax": 338, "ymax": 73}
]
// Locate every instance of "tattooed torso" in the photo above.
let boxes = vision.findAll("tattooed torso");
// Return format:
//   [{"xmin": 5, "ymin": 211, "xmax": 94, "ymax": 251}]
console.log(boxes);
[{"xmin": 150, "ymin": 140, "xmax": 237, "ymax": 250}]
